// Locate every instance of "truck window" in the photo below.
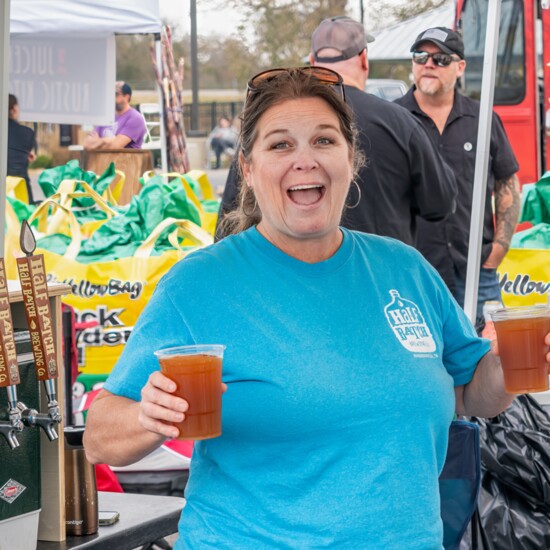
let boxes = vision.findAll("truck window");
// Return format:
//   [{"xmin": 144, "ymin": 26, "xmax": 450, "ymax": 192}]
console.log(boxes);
[{"xmin": 459, "ymin": 0, "xmax": 525, "ymax": 104}]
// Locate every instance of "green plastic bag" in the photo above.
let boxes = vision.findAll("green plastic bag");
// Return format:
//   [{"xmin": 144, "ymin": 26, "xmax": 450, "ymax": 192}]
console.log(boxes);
[
  {"xmin": 6, "ymin": 196, "xmax": 36, "ymax": 223},
  {"xmin": 35, "ymin": 173, "xmax": 207, "ymax": 263},
  {"xmin": 38, "ymin": 160, "xmax": 119, "ymax": 209},
  {"xmin": 510, "ymin": 223, "xmax": 550, "ymax": 249},
  {"xmin": 520, "ymin": 173, "xmax": 550, "ymax": 225}
]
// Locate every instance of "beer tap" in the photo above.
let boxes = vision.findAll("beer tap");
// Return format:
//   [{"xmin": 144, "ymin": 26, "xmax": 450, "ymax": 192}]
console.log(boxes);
[
  {"xmin": 16, "ymin": 220, "xmax": 62, "ymax": 441},
  {"xmin": 0, "ymin": 258, "xmax": 24, "ymax": 449},
  {"xmin": 0, "ymin": 385, "xmax": 24, "ymax": 449},
  {"xmin": 16, "ymin": 401, "xmax": 59, "ymax": 441}
]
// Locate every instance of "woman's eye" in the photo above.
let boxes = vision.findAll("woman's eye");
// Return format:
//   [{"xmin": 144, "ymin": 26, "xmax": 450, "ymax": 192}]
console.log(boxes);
[
  {"xmin": 316, "ymin": 137, "xmax": 334, "ymax": 145},
  {"xmin": 270, "ymin": 141, "xmax": 290, "ymax": 150}
]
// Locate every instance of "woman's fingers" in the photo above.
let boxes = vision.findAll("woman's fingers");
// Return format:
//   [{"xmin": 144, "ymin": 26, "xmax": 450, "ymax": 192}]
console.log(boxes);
[
  {"xmin": 138, "ymin": 410, "xmax": 180, "ymax": 439},
  {"xmin": 139, "ymin": 372, "xmax": 188, "ymax": 437}
]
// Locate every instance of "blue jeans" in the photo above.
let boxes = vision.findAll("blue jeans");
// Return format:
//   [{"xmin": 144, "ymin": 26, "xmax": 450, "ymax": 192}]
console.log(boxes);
[{"xmin": 453, "ymin": 267, "xmax": 501, "ymax": 334}]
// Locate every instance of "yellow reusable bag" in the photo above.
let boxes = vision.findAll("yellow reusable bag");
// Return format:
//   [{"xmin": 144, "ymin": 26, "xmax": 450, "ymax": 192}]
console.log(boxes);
[
  {"xmin": 497, "ymin": 248, "xmax": 550, "ymax": 306},
  {"xmin": 39, "ymin": 179, "xmax": 118, "ymax": 238},
  {"xmin": 6, "ymin": 176, "xmax": 29, "ymax": 204},
  {"xmin": 43, "ymin": 218, "xmax": 212, "ymax": 375},
  {"xmin": 4, "ymin": 199, "xmax": 82, "ymax": 279}
]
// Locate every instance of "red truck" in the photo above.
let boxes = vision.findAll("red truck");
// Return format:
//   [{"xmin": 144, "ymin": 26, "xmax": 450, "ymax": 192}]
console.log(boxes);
[{"xmin": 456, "ymin": 0, "xmax": 550, "ymax": 185}]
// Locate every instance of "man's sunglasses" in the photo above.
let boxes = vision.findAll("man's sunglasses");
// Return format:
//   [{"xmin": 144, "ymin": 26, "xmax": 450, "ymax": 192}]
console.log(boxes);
[
  {"xmin": 412, "ymin": 51, "xmax": 461, "ymax": 67},
  {"xmin": 246, "ymin": 66, "xmax": 346, "ymax": 103}
]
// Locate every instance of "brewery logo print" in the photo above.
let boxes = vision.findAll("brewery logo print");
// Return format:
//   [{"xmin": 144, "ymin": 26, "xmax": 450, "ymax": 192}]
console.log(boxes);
[
  {"xmin": 384, "ymin": 290, "xmax": 437, "ymax": 355},
  {"xmin": 0, "ymin": 478, "xmax": 26, "ymax": 504}
]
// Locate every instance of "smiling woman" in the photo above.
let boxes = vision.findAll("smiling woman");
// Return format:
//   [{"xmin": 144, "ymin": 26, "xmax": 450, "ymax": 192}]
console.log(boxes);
[
  {"xmin": 84, "ymin": 66, "xmax": 528, "ymax": 550},
  {"xmin": 219, "ymin": 66, "xmax": 361, "ymax": 261}
]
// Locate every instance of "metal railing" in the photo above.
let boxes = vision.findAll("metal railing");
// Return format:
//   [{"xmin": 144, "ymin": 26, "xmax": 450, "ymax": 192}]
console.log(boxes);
[{"xmin": 182, "ymin": 101, "xmax": 244, "ymax": 137}]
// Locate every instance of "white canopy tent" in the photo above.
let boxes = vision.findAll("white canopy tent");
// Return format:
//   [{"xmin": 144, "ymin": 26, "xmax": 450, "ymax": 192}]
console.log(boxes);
[
  {"xmin": 9, "ymin": 0, "xmax": 161, "ymax": 34},
  {"xmin": 369, "ymin": 2, "xmax": 455, "ymax": 62},
  {"xmin": 1, "ymin": 0, "xmax": 165, "ymax": 254},
  {"xmin": 8, "ymin": 0, "xmax": 163, "ymax": 125}
]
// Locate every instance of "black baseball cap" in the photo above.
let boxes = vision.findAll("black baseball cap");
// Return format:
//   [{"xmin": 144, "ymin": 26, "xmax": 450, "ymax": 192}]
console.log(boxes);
[
  {"xmin": 116, "ymin": 81, "xmax": 132, "ymax": 97},
  {"xmin": 410, "ymin": 27, "xmax": 465, "ymax": 59},
  {"xmin": 312, "ymin": 16, "xmax": 375, "ymax": 63}
]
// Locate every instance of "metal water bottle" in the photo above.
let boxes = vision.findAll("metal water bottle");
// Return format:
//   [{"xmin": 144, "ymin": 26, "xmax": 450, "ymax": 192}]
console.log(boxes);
[{"xmin": 64, "ymin": 426, "xmax": 98, "ymax": 536}]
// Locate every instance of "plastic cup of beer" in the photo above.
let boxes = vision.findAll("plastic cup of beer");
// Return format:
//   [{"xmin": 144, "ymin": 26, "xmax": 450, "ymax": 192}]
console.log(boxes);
[
  {"xmin": 154, "ymin": 344, "xmax": 225, "ymax": 440},
  {"xmin": 491, "ymin": 305, "xmax": 550, "ymax": 394}
]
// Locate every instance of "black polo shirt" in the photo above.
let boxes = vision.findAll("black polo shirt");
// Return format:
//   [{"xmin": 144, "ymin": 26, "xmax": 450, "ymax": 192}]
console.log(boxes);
[
  {"xmin": 216, "ymin": 85, "xmax": 457, "ymax": 245},
  {"xmin": 395, "ymin": 87, "xmax": 519, "ymax": 289}
]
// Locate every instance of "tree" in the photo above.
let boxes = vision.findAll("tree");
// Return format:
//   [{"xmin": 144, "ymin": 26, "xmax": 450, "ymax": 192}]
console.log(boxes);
[
  {"xmin": 366, "ymin": 0, "xmax": 451, "ymax": 31},
  {"xmin": 196, "ymin": 36, "xmax": 260, "ymax": 89},
  {"xmin": 209, "ymin": 0, "xmax": 349, "ymax": 68}
]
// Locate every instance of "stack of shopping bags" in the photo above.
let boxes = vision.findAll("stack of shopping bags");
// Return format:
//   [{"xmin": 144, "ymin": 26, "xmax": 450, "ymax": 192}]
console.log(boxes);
[{"xmin": 4, "ymin": 160, "xmax": 218, "ymax": 378}]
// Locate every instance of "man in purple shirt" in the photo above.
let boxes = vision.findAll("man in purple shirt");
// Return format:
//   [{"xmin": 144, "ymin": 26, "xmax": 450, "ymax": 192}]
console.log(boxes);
[{"xmin": 84, "ymin": 81, "xmax": 146, "ymax": 150}]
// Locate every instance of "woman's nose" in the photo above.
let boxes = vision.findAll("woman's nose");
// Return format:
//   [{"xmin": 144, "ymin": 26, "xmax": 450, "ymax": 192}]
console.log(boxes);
[{"xmin": 292, "ymin": 147, "xmax": 318, "ymax": 171}]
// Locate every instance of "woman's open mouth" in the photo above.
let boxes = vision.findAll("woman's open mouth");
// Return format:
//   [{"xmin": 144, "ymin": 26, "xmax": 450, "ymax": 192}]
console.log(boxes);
[{"xmin": 287, "ymin": 184, "xmax": 326, "ymax": 206}]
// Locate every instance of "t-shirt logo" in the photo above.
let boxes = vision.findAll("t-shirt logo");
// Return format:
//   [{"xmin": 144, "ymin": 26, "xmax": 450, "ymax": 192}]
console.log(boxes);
[{"xmin": 384, "ymin": 290, "xmax": 436, "ymax": 353}]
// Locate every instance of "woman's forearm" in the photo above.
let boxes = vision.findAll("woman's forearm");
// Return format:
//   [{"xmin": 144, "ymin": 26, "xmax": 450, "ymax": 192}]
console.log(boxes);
[
  {"xmin": 457, "ymin": 351, "xmax": 515, "ymax": 418},
  {"xmin": 83, "ymin": 390, "xmax": 166, "ymax": 467}
]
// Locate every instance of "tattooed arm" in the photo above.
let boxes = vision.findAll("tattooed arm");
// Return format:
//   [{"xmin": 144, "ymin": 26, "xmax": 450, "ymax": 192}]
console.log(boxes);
[{"xmin": 482, "ymin": 173, "xmax": 521, "ymax": 269}]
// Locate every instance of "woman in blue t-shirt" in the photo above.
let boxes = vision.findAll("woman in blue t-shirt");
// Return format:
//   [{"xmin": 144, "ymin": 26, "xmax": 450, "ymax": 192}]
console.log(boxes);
[{"xmin": 84, "ymin": 67, "xmax": 548, "ymax": 549}]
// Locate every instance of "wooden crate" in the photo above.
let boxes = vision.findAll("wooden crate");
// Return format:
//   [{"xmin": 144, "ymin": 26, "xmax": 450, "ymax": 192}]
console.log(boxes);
[{"xmin": 82, "ymin": 149, "xmax": 153, "ymax": 205}]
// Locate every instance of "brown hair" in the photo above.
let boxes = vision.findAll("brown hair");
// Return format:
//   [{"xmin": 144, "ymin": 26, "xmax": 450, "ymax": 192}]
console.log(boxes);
[
  {"xmin": 8, "ymin": 94, "xmax": 17, "ymax": 117},
  {"xmin": 219, "ymin": 68, "xmax": 362, "ymax": 237}
]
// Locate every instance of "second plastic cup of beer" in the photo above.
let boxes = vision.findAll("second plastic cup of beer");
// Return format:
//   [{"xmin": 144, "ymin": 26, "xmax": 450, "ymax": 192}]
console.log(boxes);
[
  {"xmin": 154, "ymin": 344, "xmax": 225, "ymax": 440},
  {"xmin": 491, "ymin": 305, "xmax": 550, "ymax": 394}
]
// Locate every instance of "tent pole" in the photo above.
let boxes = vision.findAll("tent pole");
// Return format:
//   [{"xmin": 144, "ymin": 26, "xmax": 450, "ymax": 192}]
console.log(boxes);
[
  {"xmin": 463, "ymin": 0, "xmax": 502, "ymax": 325},
  {"xmin": 190, "ymin": 0, "xmax": 199, "ymax": 132},
  {"xmin": 155, "ymin": 35, "xmax": 168, "ymax": 173},
  {"xmin": 0, "ymin": 0, "xmax": 10, "ymax": 257}
]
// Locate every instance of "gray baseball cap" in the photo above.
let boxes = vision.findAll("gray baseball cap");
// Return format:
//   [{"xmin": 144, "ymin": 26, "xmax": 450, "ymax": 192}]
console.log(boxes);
[{"xmin": 312, "ymin": 16, "xmax": 375, "ymax": 63}]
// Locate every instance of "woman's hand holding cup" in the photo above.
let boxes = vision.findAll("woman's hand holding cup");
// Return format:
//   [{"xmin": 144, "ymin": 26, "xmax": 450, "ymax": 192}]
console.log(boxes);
[{"xmin": 139, "ymin": 371, "xmax": 189, "ymax": 439}]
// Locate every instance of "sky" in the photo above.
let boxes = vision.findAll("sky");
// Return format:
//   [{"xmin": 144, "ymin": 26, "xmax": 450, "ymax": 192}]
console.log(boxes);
[{"xmin": 158, "ymin": 0, "xmax": 243, "ymax": 36}]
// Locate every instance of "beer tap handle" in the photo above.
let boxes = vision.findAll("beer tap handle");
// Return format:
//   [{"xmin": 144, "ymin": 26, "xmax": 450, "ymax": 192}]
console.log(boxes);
[
  {"xmin": 17, "ymin": 221, "xmax": 62, "ymax": 429},
  {"xmin": 0, "ymin": 257, "xmax": 24, "ymax": 447}
]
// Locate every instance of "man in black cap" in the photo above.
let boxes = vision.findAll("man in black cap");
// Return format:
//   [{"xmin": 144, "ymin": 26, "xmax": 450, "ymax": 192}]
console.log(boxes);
[
  {"xmin": 216, "ymin": 16, "xmax": 456, "ymax": 246},
  {"xmin": 395, "ymin": 27, "xmax": 521, "ymax": 332},
  {"xmin": 84, "ymin": 81, "xmax": 146, "ymax": 150}
]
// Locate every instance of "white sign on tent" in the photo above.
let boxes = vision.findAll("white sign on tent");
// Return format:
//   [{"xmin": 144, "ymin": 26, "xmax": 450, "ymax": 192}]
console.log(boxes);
[{"xmin": 9, "ymin": 34, "xmax": 116, "ymax": 125}]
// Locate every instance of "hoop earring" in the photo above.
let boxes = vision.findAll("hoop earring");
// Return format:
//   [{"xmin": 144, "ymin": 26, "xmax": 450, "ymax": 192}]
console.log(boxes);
[
  {"xmin": 242, "ymin": 192, "xmax": 258, "ymax": 217},
  {"xmin": 346, "ymin": 180, "xmax": 362, "ymax": 209}
]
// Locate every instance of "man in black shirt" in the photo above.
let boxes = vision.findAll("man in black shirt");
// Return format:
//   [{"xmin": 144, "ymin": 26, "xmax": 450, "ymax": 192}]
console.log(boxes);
[
  {"xmin": 216, "ymin": 16, "xmax": 456, "ymax": 246},
  {"xmin": 395, "ymin": 27, "xmax": 521, "ymax": 331},
  {"xmin": 7, "ymin": 94, "xmax": 36, "ymax": 204}
]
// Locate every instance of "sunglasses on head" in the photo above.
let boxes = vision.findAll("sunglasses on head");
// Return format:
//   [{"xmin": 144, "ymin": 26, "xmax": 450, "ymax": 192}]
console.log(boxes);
[
  {"xmin": 412, "ymin": 51, "xmax": 461, "ymax": 67},
  {"xmin": 246, "ymin": 66, "xmax": 346, "ymax": 103}
]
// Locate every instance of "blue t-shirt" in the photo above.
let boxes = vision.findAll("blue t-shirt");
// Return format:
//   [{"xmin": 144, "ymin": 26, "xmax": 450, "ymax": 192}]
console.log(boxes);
[{"xmin": 105, "ymin": 227, "xmax": 489, "ymax": 549}]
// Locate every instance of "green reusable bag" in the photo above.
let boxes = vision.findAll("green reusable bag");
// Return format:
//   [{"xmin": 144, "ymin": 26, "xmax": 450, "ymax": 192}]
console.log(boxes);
[
  {"xmin": 6, "ymin": 196, "xmax": 36, "ymax": 223},
  {"xmin": 520, "ymin": 174, "xmax": 550, "ymax": 225},
  {"xmin": 510, "ymin": 223, "xmax": 550, "ymax": 249},
  {"xmin": 38, "ymin": 160, "xmax": 119, "ymax": 209},
  {"xmin": 36, "ymin": 174, "xmax": 205, "ymax": 263}
]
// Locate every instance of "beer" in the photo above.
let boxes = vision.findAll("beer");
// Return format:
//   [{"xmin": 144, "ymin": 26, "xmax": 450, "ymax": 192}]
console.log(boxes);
[
  {"xmin": 492, "ymin": 306, "xmax": 550, "ymax": 394},
  {"xmin": 156, "ymin": 345, "xmax": 224, "ymax": 440}
]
